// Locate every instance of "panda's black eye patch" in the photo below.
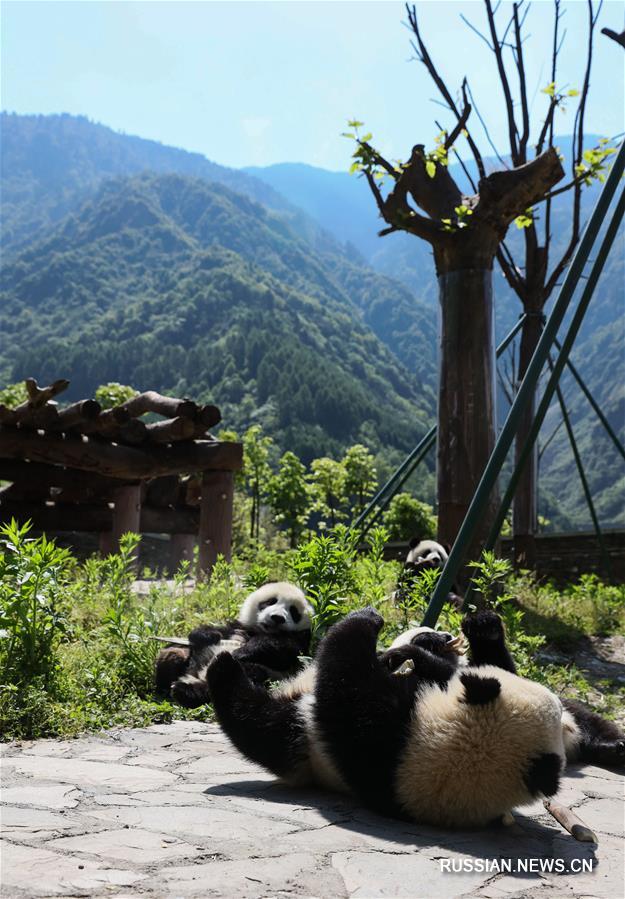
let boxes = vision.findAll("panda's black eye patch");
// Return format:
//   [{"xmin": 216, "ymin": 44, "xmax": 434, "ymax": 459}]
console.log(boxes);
[
  {"xmin": 259, "ymin": 598, "xmax": 277, "ymax": 610},
  {"xmin": 290, "ymin": 605, "xmax": 302, "ymax": 623}
]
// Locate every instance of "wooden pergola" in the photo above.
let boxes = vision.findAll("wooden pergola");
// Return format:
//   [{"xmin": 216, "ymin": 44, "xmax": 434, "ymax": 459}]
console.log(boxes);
[{"xmin": 0, "ymin": 379, "xmax": 243, "ymax": 574}]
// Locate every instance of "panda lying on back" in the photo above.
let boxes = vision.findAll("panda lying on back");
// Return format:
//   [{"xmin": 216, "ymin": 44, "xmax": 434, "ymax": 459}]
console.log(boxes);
[
  {"xmin": 387, "ymin": 618, "xmax": 625, "ymax": 771},
  {"xmin": 155, "ymin": 582, "xmax": 313, "ymax": 708},
  {"xmin": 206, "ymin": 607, "xmax": 566, "ymax": 828}
]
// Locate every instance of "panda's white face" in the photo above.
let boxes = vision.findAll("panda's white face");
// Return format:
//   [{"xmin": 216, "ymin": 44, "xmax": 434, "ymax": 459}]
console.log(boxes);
[
  {"xmin": 406, "ymin": 540, "xmax": 448, "ymax": 566},
  {"xmin": 239, "ymin": 582, "xmax": 313, "ymax": 633}
]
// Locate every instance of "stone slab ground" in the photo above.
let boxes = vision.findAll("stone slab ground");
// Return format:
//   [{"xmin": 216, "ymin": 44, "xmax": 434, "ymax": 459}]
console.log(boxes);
[{"xmin": 1, "ymin": 721, "xmax": 623, "ymax": 898}]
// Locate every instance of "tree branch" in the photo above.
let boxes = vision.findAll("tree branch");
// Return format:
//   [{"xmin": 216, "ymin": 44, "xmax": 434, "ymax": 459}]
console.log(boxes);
[{"xmin": 484, "ymin": 0, "xmax": 520, "ymax": 161}]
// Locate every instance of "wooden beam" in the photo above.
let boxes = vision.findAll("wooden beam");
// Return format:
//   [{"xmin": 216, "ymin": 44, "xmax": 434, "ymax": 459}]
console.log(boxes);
[
  {"xmin": 0, "ymin": 499, "xmax": 199, "ymax": 533},
  {"xmin": 0, "ymin": 429, "xmax": 242, "ymax": 478},
  {"xmin": 197, "ymin": 470, "xmax": 234, "ymax": 576},
  {"xmin": 0, "ymin": 459, "xmax": 133, "ymax": 492}
]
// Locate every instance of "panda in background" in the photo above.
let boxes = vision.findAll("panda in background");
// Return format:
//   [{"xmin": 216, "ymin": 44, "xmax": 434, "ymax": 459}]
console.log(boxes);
[
  {"xmin": 397, "ymin": 537, "xmax": 463, "ymax": 609},
  {"xmin": 385, "ymin": 618, "xmax": 625, "ymax": 771},
  {"xmin": 154, "ymin": 582, "xmax": 313, "ymax": 708},
  {"xmin": 206, "ymin": 607, "xmax": 567, "ymax": 828},
  {"xmin": 405, "ymin": 537, "xmax": 450, "ymax": 567}
]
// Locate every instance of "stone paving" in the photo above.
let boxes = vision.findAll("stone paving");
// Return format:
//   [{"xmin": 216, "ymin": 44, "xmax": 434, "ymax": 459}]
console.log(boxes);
[{"xmin": 1, "ymin": 721, "xmax": 623, "ymax": 898}]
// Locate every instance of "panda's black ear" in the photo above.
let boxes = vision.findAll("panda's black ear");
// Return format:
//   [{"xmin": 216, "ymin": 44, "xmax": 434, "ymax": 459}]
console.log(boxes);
[
  {"xmin": 460, "ymin": 672, "xmax": 501, "ymax": 705},
  {"xmin": 442, "ymin": 543, "xmax": 452, "ymax": 554},
  {"xmin": 408, "ymin": 536, "xmax": 421, "ymax": 549}
]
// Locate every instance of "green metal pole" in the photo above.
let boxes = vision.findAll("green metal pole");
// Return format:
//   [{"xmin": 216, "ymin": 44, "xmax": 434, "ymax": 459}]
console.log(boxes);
[
  {"xmin": 422, "ymin": 142, "xmax": 625, "ymax": 628},
  {"xmin": 549, "ymin": 359, "xmax": 613, "ymax": 580},
  {"xmin": 354, "ymin": 315, "xmax": 528, "ymax": 538},
  {"xmin": 358, "ymin": 429, "xmax": 437, "ymax": 538},
  {"xmin": 556, "ymin": 338, "xmax": 625, "ymax": 462},
  {"xmin": 481, "ymin": 185, "xmax": 625, "ymax": 560}
]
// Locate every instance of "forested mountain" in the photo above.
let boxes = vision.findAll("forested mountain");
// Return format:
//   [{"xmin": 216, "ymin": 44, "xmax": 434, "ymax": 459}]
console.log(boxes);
[
  {"xmin": 1, "ymin": 113, "xmax": 622, "ymax": 527},
  {"xmin": 0, "ymin": 166, "xmax": 435, "ymax": 466}
]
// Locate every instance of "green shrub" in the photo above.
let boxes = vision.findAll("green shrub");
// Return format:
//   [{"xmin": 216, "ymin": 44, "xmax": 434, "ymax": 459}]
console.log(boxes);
[
  {"xmin": 382, "ymin": 493, "xmax": 437, "ymax": 541},
  {"xmin": 0, "ymin": 520, "xmax": 73, "ymax": 688}
]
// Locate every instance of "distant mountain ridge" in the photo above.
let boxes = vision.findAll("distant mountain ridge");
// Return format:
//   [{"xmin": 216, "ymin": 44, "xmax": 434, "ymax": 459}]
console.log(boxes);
[
  {"xmin": 1, "ymin": 112, "xmax": 622, "ymax": 527},
  {"xmin": 0, "ymin": 115, "xmax": 438, "ymax": 477}
]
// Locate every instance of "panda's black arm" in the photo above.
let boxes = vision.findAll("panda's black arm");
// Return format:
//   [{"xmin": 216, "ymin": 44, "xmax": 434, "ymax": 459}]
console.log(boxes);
[
  {"xmin": 188, "ymin": 623, "xmax": 235, "ymax": 649},
  {"xmin": 206, "ymin": 652, "xmax": 306, "ymax": 777},
  {"xmin": 461, "ymin": 610, "xmax": 517, "ymax": 673},
  {"xmin": 233, "ymin": 633, "xmax": 302, "ymax": 673}
]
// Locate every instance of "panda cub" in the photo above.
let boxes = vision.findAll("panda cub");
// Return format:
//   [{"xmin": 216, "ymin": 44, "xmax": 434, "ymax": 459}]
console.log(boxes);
[
  {"xmin": 397, "ymin": 538, "xmax": 463, "ymax": 609},
  {"xmin": 388, "ymin": 617, "xmax": 625, "ymax": 771},
  {"xmin": 155, "ymin": 582, "xmax": 313, "ymax": 708},
  {"xmin": 207, "ymin": 608, "xmax": 566, "ymax": 828}
]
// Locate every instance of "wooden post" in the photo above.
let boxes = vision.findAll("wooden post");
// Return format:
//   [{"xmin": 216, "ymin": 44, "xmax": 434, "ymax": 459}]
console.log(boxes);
[
  {"xmin": 170, "ymin": 533, "xmax": 196, "ymax": 572},
  {"xmin": 110, "ymin": 484, "xmax": 142, "ymax": 564},
  {"xmin": 198, "ymin": 471, "xmax": 234, "ymax": 578},
  {"xmin": 99, "ymin": 531, "xmax": 114, "ymax": 557}
]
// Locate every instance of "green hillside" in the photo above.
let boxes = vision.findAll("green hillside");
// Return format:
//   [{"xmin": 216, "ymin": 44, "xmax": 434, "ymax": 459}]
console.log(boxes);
[{"xmin": 0, "ymin": 172, "xmax": 435, "ymax": 465}]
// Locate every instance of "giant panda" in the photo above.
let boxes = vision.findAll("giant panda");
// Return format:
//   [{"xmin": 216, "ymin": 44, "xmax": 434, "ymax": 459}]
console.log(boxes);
[
  {"xmin": 387, "ymin": 617, "xmax": 625, "ymax": 771},
  {"xmin": 206, "ymin": 607, "xmax": 566, "ymax": 828},
  {"xmin": 397, "ymin": 538, "xmax": 463, "ymax": 610},
  {"xmin": 155, "ymin": 582, "xmax": 313, "ymax": 707}
]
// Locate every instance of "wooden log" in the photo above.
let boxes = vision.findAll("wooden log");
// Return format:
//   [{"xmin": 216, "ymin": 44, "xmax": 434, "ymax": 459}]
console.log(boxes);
[
  {"xmin": 78, "ymin": 407, "xmax": 130, "ymax": 436},
  {"xmin": 14, "ymin": 403, "xmax": 60, "ymax": 428},
  {"xmin": 0, "ymin": 429, "xmax": 243, "ymax": 478},
  {"xmin": 117, "ymin": 419, "xmax": 148, "ymax": 445},
  {"xmin": 144, "ymin": 416, "xmax": 195, "ymax": 444},
  {"xmin": 23, "ymin": 378, "xmax": 70, "ymax": 408},
  {"xmin": 197, "ymin": 404, "xmax": 222, "ymax": 429},
  {"xmin": 0, "ymin": 405, "xmax": 18, "ymax": 425},
  {"xmin": 170, "ymin": 533, "xmax": 196, "ymax": 570},
  {"xmin": 118, "ymin": 391, "xmax": 197, "ymax": 420},
  {"xmin": 197, "ymin": 470, "xmax": 234, "ymax": 577},
  {"xmin": 47, "ymin": 400, "xmax": 101, "ymax": 432},
  {"xmin": 0, "ymin": 499, "xmax": 199, "ymax": 533}
]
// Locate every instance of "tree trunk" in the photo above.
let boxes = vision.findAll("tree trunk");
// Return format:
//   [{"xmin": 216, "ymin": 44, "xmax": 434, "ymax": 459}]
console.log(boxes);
[
  {"xmin": 437, "ymin": 268, "xmax": 498, "ymax": 571},
  {"xmin": 512, "ymin": 311, "xmax": 543, "ymax": 568}
]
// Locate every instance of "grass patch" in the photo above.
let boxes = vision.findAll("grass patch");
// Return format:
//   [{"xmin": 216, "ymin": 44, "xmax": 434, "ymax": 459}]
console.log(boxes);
[{"xmin": 1, "ymin": 521, "xmax": 621, "ymax": 740}]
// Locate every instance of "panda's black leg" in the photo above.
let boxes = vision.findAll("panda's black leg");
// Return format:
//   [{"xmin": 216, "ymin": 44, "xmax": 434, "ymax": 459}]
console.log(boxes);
[
  {"xmin": 206, "ymin": 652, "xmax": 306, "ymax": 778},
  {"xmin": 462, "ymin": 610, "xmax": 517, "ymax": 673},
  {"xmin": 315, "ymin": 608, "xmax": 454, "ymax": 816},
  {"xmin": 563, "ymin": 699, "xmax": 625, "ymax": 770},
  {"xmin": 234, "ymin": 634, "xmax": 301, "ymax": 673}
]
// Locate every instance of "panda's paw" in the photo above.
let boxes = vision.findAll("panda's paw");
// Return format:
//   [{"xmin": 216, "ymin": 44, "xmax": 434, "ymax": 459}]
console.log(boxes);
[
  {"xmin": 462, "ymin": 609, "xmax": 504, "ymax": 643},
  {"xmin": 346, "ymin": 606, "xmax": 384, "ymax": 633},
  {"xmin": 189, "ymin": 625, "xmax": 222, "ymax": 649}
]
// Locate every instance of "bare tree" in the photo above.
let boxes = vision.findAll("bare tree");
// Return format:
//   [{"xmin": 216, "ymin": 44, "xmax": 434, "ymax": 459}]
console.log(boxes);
[
  {"xmin": 408, "ymin": 0, "xmax": 610, "ymax": 566},
  {"xmin": 350, "ymin": 0, "xmax": 612, "ymax": 565},
  {"xmin": 347, "ymin": 14, "xmax": 564, "ymax": 562}
]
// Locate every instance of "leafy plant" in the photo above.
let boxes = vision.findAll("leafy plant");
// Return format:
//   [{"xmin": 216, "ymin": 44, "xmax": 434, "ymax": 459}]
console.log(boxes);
[
  {"xmin": 95, "ymin": 382, "xmax": 138, "ymax": 409},
  {"xmin": 0, "ymin": 520, "xmax": 73, "ymax": 688},
  {"xmin": 0, "ymin": 381, "xmax": 28, "ymax": 409},
  {"xmin": 382, "ymin": 493, "xmax": 436, "ymax": 541},
  {"xmin": 290, "ymin": 525, "xmax": 358, "ymax": 647}
]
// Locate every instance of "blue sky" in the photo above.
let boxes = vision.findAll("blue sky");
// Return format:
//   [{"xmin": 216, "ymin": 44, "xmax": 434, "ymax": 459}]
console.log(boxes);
[{"xmin": 2, "ymin": 0, "xmax": 624, "ymax": 170}]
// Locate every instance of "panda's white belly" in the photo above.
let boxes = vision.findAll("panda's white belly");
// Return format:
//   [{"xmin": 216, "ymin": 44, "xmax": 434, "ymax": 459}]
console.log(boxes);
[{"xmin": 395, "ymin": 666, "xmax": 565, "ymax": 827}]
